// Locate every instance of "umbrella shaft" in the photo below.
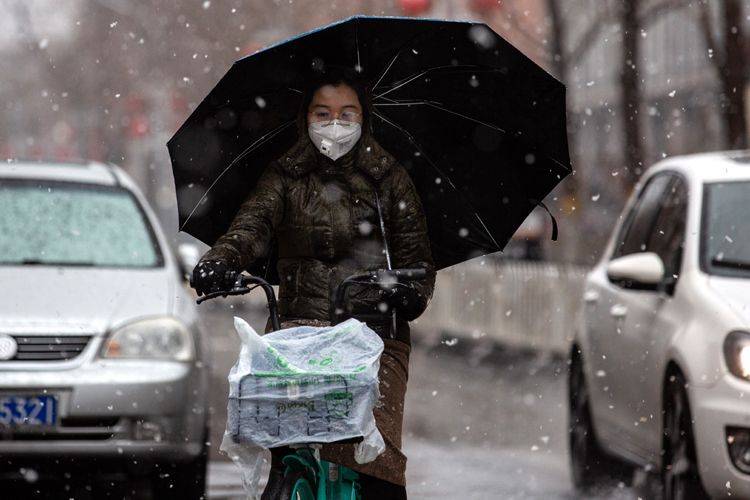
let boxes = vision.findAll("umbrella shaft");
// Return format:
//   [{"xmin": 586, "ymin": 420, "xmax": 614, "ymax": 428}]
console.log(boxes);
[
  {"xmin": 373, "ymin": 190, "xmax": 398, "ymax": 339},
  {"xmin": 374, "ymin": 190, "xmax": 392, "ymax": 269}
]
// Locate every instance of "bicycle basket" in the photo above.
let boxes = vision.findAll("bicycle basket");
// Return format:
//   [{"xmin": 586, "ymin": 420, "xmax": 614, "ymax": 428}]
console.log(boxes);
[{"xmin": 226, "ymin": 317, "xmax": 385, "ymax": 448}]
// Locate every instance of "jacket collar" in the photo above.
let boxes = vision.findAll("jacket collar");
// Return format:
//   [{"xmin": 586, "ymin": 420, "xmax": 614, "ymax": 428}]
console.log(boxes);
[{"xmin": 277, "ymin": 133, "xmax": 397, "ymax": 182}]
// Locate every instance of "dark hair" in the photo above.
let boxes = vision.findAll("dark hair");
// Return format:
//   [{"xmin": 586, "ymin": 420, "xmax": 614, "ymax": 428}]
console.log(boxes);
[{"xmin": 296, "ymin": 66, "xmax": 372, "ymax": 139}]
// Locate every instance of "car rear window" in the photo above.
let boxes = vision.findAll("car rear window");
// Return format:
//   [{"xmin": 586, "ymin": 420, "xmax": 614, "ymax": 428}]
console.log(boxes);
[
  {"xmin": 0, "ymin": 179, "xmax": 163, "ymax": 268},
  {"xmin": 702, "ymin": 181, "xmax": 750, "ymax": 278}
]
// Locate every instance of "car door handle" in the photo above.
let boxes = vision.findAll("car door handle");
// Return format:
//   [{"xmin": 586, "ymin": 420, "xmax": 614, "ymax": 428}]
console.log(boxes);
[
  {"xmin": 583, "ymin": 290, "xmax": 600, "ymax": 304},
  {"xmin": 610, "ymin": 304, "xmax": 628, "ymax": 318}
]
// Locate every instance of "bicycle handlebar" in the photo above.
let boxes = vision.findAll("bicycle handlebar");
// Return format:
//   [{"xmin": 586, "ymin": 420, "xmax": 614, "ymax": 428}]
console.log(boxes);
[
  {"xmin": 193, "ymin": 268, "xmax": 427, "ymax": 333},
  {"xmin": 332, "ymin": 268, "xmax": 426, "ymax": 325},
  {"xmin": 195, "ymin": 274, "xmax": 280, "ymax": 331}
]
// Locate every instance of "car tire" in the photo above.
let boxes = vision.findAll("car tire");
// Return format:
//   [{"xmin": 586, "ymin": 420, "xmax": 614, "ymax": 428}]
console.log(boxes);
[
  {"xmin": 151, "ymin": 428, "xmax": 209, "ymax": 500},
  {"xmin": 568, "ymin": 351, "xmax": 633, "ymax": 491},
  {"xmin": 662, "ymin": 372, "xmax": 710, "ymax": 500}
]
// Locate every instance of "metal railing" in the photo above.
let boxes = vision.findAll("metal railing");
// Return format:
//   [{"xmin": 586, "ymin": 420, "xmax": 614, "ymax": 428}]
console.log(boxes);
[
  {"xmin": 413, "ymin": 259, "xmax": 589, "ymax": 355},
  {"xmin": 237, "ymin": 259, "xmax": 590, "ymax": 355}
]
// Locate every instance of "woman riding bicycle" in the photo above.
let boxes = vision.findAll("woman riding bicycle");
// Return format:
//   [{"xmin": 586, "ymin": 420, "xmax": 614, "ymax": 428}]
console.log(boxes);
[{"xmin": 191, "ymin": 66, "xmax": 436, "ymax": 499}]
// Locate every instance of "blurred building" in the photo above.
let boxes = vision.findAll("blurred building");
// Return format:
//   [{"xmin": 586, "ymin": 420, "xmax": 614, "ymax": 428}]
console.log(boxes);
[
  {"xmin": 2, "ymin": 0, "xmax": 749, "ymax": 263},
  {"xmin": 559, "ymin": 0, "xmax": 750, "ymax": 263}
]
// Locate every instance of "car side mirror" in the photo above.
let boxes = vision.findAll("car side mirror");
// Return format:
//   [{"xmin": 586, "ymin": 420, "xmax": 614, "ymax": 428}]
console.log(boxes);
[
  {"xmin": 606, "ymin": 252, "xmax": 665, "ymax": 290},
  {"xmin": 177, "ymin": 243, "xmax": 201, "ymax": 281}
]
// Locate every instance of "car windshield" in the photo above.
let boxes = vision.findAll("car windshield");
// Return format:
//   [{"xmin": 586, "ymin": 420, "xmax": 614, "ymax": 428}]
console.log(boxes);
[
  {"xmin": 702, "ymin": 180, "xmax": 750, "ymax": 278},
  {"xmin": 0, "ymin": 179, "xmax": 163, "ymax": 268}
]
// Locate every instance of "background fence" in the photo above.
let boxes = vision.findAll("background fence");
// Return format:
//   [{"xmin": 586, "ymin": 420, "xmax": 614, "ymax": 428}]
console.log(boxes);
[
  {"xmin": 413, "ymin": 259, "xmax": 590, "ymax": 355},
  {"xmin": 240, "ymin": 259, "xmax": 591, "ymax": 356}
]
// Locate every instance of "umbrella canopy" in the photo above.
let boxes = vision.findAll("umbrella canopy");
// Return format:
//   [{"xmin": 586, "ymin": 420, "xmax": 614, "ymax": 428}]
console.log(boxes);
[{"xmin": 168, "ymin": 15, "xmax": 571, "ymax": 282}]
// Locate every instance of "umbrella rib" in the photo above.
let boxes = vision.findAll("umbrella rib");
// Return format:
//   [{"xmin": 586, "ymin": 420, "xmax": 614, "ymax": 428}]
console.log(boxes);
[
  {"xmin": 372, "ymin": 32, "xmax": 432, "ymax": 91},
  {"xmin": 374, "ymin": 66, "xmax": 451, "ymax": 99},
  {"xmin": 179, "ymin": 119, "xmax": 296, "ymax": 231},
  {"xmin": 375, "ymin": 97, "xmax": 571, "ymax": 174},
  {"xmin": 372, "ymin": 50, "xmax": 401, "ymax": 91},
  {"xmin": 372, "ymin": 28, "xmax": 440, "ymax": 93},
  {"xmin": 372, "ymin": 110, "xmax": 502, "ymax": 251},
  {"xmin": 374, "ymin": 96, "xmax": 506, "ymax": 133},
  {"xmin": 355, "ymin": 17, "xmax": 362, "ymax": 72},
  {"xmin": 373, "ymin": 110, "xmax": 458, "ymax": 190},
  {"xmin": 374, "ymin": 64, "xmax": 499, "ymax": 99}
]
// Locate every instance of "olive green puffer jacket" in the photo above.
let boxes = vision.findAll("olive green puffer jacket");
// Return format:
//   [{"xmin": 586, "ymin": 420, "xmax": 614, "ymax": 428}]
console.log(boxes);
[{"xmin": 199, "ymin": 131, "xmax": 436, "ymax": 341}]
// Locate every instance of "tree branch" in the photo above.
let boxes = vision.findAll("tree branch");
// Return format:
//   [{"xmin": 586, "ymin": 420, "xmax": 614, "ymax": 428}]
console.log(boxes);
[
  {"xmin": 637, "ymin": 0, "xmax": 692, "ymax": 27},
  {"xmin": 500, "ymin": 3, "xmax": 551, "ymax": 57},
  {"xmin": 696, "ymin": 0, "xmax": 724, "ymax": 68},
  {"xmin": 545, "ymin": 0, "xmax": 566, "ymax": 79},
  {"xmin": 567, "ymin": 8, "xmax": 614, "ymax": 63}
]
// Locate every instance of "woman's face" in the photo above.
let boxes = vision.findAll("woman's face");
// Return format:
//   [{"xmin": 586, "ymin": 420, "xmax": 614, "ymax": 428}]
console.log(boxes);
[{"xmin": 307, "ymin": 83, "xmax": 363, "ymax": 125}]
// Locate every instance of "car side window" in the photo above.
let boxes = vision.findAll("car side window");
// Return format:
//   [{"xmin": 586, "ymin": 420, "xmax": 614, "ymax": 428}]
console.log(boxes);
[
  {"xmin": 613, "ymin": 174, "xmax": 673, "ymax": 259},
  {"xmin": 647, "ymin": 177, "xmax": 688, "ymax": 281}
]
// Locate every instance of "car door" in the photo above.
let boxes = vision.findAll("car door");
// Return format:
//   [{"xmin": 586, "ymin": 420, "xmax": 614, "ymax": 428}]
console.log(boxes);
[
  {"xmin": 616, "ymin": 175, "xmax": 688, "ymax": 456},
  {"xmin": 586, "ymin": 174, "xmax": 674, "ymax": 452}
]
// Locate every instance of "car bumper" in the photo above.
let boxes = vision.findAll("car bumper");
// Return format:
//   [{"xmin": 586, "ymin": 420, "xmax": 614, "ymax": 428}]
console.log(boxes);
[
  {"xmin": 692, "ymin": 374, "xmax": 750, "ymax": 498},
  {"xmin": 0, "ymin": 358, "xmax": 208, "ymax": 463},
  {"xmin": 0, "ymin": 440, "xmax": 202, "ymax": 461}
]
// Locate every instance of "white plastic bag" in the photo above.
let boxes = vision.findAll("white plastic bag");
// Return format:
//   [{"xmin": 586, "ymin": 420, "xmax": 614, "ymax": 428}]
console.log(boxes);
[{"xmin": 219, "ymin": 316, "xmax": 385, "ymax": 498}]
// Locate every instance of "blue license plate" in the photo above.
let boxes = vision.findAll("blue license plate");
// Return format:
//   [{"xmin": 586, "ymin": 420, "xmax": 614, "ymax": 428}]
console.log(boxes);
[{"xmin": 0, "ymin": 395, "xmax": 57, "ymax": 426}]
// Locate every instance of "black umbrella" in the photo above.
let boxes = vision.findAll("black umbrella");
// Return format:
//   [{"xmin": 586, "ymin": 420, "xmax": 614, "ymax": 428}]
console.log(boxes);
[{"xmin": 168, "ymin": 15, "xmax": 570, "ymax": 283}]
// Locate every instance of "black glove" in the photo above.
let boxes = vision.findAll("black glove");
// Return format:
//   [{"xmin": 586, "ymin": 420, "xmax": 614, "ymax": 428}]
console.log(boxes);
[
  {"xmin": 190, "ymin": 260, "xmax": 237, "ymax": 296},
  {"xmin": 380, "ymin": 283, "xmax": 422, "ymax": 320}
]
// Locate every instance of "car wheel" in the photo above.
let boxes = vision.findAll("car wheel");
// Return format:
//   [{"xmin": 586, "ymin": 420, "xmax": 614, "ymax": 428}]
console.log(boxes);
[
  {"xmin": 568, "ymin": 351, "xmax": 633, "ymax": 491},
  {"xmin": 662, "ymin": 373, "xmax": 709, "ymax": 500},
  {"xmin": 152, "ymin": 428, "xmax": 209, "ymax": 500}
]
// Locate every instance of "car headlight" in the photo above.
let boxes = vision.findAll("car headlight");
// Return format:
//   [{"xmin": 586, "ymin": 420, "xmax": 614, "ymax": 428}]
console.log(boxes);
[
  {"xmin": 101, "ymin": 317, "xmax": 194, "ymax": 361},
  {"xmin": 723, "ymin": 331, "xmax": 750, "ymax": 381}
]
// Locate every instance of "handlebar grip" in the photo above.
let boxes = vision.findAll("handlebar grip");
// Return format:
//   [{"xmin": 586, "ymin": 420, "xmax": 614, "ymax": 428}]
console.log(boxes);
[
  {"xmin": 194, "ymin": 273, "xmax": 280, "ymax": 331},
  {"xmin": 390, "ymin": 268, "xmax": 427, "ymax": 280}
]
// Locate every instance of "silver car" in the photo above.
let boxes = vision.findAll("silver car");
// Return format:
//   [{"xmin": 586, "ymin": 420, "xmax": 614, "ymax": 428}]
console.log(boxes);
[
  {"xmin": 570, "ymin": 151, "xmax": 750, "ymax": 499},
  {"xmin": 0, "ymin": 160, "xmax": 209, "ymax": 498}
]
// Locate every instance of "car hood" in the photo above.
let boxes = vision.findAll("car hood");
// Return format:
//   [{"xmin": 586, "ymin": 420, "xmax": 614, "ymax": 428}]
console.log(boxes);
[
  {"xmin": 707, "ymin": 275, "xmax": 750, "ymax": 326},
  {"xmin": 0, "ymin": 266, "xmax": 174, "ymax": 335}
]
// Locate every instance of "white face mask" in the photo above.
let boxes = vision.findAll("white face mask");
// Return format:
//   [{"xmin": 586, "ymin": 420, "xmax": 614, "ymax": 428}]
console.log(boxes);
[{"xmin": 308, "ymin": 119, "xmax": 362, "ymax": 161}]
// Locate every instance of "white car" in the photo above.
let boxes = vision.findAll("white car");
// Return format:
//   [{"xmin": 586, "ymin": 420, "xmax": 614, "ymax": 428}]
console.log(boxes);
[
  {"xmin": 569, "ymin": 151, "xmax": 750, "ymax": 499},
  {"xmin": 0, "ymin": 160, "xmax": 208, "ymax": 498}
]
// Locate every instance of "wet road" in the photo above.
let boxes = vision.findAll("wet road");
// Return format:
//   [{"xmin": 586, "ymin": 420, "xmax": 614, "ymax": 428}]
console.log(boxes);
[{"xmin": 201, "ymin": 298, "xmax": 636, "ymax": 499}]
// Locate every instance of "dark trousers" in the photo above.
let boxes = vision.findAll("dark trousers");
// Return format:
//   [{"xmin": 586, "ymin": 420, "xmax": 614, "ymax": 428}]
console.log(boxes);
[{"xmin": 262, "ymin": 446, "xmax": 407, "ymax": 499}]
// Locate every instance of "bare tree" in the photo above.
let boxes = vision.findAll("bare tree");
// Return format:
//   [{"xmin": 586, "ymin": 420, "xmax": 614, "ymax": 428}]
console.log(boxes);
[
  {"xmin": 620, "ymin": 0, "xmax": 644, "ymax": 186},
  {"xmin": 698, "ymin": 0, "xmax": 748, "ymax": 149},
  {"xmin": 495, "ymin": 0, "xmax": 622, "ymax": 197},
  {"xmin": 636, "ymin": 0, "xmax": 748, "ymax": 150}
]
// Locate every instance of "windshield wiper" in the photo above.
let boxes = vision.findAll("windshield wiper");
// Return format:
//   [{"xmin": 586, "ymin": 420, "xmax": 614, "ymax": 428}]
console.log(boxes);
[
  {"xmin": 711, "ymin": 257, "xmax": 750, "ymax": 270},
  {"xmin": 18, "ymin": 259, "xmax": 95, "ymax": 267}
]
